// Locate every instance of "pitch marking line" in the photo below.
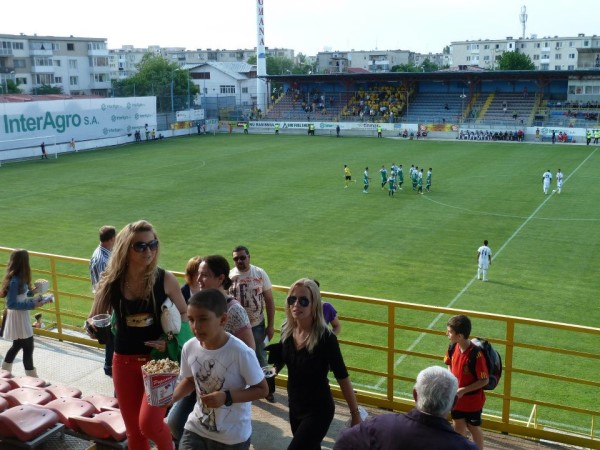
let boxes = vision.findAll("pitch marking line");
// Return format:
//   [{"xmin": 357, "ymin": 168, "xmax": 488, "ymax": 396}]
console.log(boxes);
[{"xmin": 371, "ymin": 147, "xmax": 598, "ymax": 390}]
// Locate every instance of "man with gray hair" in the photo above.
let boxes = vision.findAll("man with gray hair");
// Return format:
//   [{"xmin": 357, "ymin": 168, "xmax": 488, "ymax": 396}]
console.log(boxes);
[{"xmin": 334, "ymin": 366, "xmax": 478, "ymax": 449}]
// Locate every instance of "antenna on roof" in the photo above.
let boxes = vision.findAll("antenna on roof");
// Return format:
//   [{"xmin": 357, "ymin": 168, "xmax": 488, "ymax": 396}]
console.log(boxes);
[{"xmin": 519, "ymin": 5, "xmax": 528, "ymax": 39}]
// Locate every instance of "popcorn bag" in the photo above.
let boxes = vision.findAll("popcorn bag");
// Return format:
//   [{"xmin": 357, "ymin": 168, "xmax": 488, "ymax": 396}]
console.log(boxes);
[
  {"xmin": 142, "ymin": 359, "xmax": 180, "ymax": 407},
  {"xmin": 34, "ymin": 279, "xmax": 49, "ymax": 293}
]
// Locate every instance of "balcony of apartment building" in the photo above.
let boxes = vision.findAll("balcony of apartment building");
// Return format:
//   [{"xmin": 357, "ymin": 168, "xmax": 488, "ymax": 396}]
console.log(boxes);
[
  {"xmin": 29, "ymin": 45, "xmax": 53, "ymax": 57},
  {"xmin": 88, "ymin": 48, "xmax": 108, "ymax": 57},
  {"xmin": 90, "ymin": 63, "xmax": 110, "ymax": 73},
  {"xmin": 0, "ymin": 66, "xmax": 15, "ymax": 74},
  {"xmin": 30, "ymin": 64, "xmax": 55, "ymax": 75},
  {"xmin": 576, "ymin": 49, "xmax": 600, "ymax": 69},
  {"xmin": 90, "ymin": 74, "xmax": 111, "ymax": 90},
  {"xmin": 368, "ymin": 61, "xmax": 390, "ymax": 72}
]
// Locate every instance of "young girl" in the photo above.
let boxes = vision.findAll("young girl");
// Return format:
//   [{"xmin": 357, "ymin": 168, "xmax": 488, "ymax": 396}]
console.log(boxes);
[{"xmin": 1, "ymin": 249, "xmax": 44, "ymax": 377}]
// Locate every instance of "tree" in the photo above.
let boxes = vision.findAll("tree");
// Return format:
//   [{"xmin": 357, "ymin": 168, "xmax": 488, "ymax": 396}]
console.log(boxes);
[
  {"xmin": 497, "ymin": 51, "xmax": 535, "ymax": 70},
  {"xmin": 112, "ymin": 54, "xmax": 199, "ymax": 112},
  {"xmin": 391, "ymin": 63, "xmax": 421, "ymax": 73},
  {"xmin": 2, "ymin": 79, "xmax": 21, "ymax": 94},
  {"xmin": 248, "ymin": 54, "xmax": 314, "ymax": 75},
  {"xmin": 391, "ymin": 61, "xmax": 444, "ymax": 73},
  {"xmin": 35, "ymin": 84, "xmax": 63, "ymax": 95},
  {"xmin": 421, "ymin": 58, "xmax": 440, "ymax": 73}
]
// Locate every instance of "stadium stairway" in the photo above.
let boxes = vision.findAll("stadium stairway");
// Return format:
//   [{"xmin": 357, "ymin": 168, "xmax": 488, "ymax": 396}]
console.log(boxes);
[{"xmin": 0, "ymin": 336, "xmax": 583, "ymax": 450}]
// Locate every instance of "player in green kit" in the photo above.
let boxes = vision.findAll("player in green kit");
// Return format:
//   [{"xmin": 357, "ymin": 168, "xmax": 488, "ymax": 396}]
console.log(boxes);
[
  {"xmin": 411, "ymin": 166, "xmax": 419, "ymax": 191},
  {"xmin": 417, "ymin": 169, "xmax": 424, "ymax": 194},
  {"xmin": 379, "ymin": 165, "xmax": 387, "ymax": 189},
  {"xmin": 397, "ymin": 164, "xmax": 404, "ymax": 190},
  {"xmin": 426, "ymin": 168, "xmax": 432, "ymax": 192},
  {"xmin": 363, "ymin": 167, "xmax": 371, "ymax": 193},
  {"xmin": 388, "ymin": 174, "xmax": 396, "ymax": 197}
]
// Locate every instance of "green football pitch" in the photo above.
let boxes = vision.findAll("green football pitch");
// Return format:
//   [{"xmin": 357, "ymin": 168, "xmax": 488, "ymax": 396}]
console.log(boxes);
[
  {"xmin": 1, "ymin": 133, "xmax": 599, "ymax": 434},
  {"xmin": 1, "ymin": 134, "xmax": 598, "ymax": 325}
]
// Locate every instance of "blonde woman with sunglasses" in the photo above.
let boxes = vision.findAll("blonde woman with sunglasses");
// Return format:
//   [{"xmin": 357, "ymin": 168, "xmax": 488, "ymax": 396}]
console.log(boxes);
[
  {"xmin": 88, "ymin": 220, "xmax": 187, "ymax": 450},
  {"xmin": 267, "ymin": 278, "xmax": 361, "ymax": 450}
]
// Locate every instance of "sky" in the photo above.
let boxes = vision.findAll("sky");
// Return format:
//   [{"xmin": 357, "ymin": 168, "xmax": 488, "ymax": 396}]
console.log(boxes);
[{"xmin": 5, "ymin": 0, "xmax": 599, "ymax": 56}]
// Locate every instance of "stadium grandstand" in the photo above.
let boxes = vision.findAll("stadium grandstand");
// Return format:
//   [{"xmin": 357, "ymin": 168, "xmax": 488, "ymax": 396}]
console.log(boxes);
[{"xmin": 261, "ymin": 69, "xmax": 600, "ymax": 129}]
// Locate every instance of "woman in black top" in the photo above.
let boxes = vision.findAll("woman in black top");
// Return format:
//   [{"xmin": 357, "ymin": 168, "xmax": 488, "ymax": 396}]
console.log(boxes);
[
  {"xmin": 268, "ymin": 278, "xmax": 361, "ymax": 450},
  {"xmin": 89, "ymin": 220, "xmax": 187, "ymax": 450}
]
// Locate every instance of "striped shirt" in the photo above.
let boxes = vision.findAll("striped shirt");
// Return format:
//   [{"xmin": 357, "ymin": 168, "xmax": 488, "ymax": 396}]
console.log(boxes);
[{"xmin": 89, "ymin": 245, "xmax": 111, "ymax": 290}]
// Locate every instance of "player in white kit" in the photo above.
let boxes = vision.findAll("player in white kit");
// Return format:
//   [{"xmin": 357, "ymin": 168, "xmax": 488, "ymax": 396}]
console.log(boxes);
[
  {"xmin": 555, "ymin": 169, "xmax": 563, "ymax": 194},
  {"xmin": 542, "ymin": 169, "xmax": 552, "ymax": 195},
  {"xmin": 477, "ymin": 240, "xmax": 492, "ymax": 282}
]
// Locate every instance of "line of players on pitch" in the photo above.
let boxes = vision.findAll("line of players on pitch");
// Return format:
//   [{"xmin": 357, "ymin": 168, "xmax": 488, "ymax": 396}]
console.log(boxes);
[
  {"xmin": 542, "ymin": 168, "xmax": 563, "ymax": 195},
  {"xmin": 345, "ymin": 164, "xmax": 432, "ymax": 195}
]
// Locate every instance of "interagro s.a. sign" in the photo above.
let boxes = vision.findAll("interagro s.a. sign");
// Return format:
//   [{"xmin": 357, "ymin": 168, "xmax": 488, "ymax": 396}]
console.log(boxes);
[{"xmin": 0, "ymin": 97, "xmax": 156, "ymax": 148}]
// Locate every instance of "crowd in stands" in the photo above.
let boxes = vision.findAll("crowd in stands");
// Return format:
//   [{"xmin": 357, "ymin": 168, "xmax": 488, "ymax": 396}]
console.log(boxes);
[
  {"xmin": 545, "ymin": 99, "xmax": 600, "ymax": 123},
  {"xmin": 249, "ymin": 106, "xmax": 263, "ymax": 120},
  {"xmin": 557, "ymin": 109, "xmax": 599, "ymax": 121},
  {"xmin": 458, "ymin": 129, "xmax": 524, "ymax": 141},
  {"xmin": 288, "ymin": 88, "xmax": 339, "ymax": 117},
  {"xmin": 341, "ymin": 85, "xmax": 412, "ymax": 123}
]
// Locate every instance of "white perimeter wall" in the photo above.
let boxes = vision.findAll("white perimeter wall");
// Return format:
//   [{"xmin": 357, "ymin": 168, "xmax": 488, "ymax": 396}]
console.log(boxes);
[{"xmin": 0, "ymin": 97, "xmax": 157, "ymax": 159}]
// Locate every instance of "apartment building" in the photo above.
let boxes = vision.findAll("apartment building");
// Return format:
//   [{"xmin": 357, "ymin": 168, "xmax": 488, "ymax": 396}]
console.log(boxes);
[
  {"xmin": 316, "ymin": 50, "xmax": 414, "ymax": 74},
  {"xmin": 0, "ymin": 33, "xmax": 110, "ymax": 96},
  {"xmin": 109, "ymin": 45, "xmax": 294, "ymax": 81},
  {"xmin": 450, "ymin": 33, "xmax": 600, "ymax": 71}
]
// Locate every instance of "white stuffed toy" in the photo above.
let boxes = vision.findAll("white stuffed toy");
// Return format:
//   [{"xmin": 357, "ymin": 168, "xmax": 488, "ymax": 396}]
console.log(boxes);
[{"xmin": 160, "ymin": 298, "xmax": 181, "ymax": 338}]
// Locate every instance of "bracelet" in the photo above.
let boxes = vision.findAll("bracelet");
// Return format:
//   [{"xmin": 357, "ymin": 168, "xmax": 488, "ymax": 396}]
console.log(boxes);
[{"xmin": 351, "ymin": 408, "xmax": 360, "ymax": 415}]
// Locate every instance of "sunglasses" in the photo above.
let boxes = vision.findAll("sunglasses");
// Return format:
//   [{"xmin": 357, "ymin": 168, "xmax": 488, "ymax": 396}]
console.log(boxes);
[
  {"xmin": 233, "ymin": 255, "xmax": 247, "ymax": 262},
  {"xmin": 287, "ymin": 296, "xmax": 310, "ymax": 307},
  {"xmin": 132, "ymin": 239, "xmax": 159, "ymax": 253}
]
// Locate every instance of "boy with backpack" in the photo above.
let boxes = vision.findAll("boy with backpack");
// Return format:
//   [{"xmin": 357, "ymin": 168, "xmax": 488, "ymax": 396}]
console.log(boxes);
[{"xmin": 445, "ymin": 315, "xmax": 489, "ymax": 450}]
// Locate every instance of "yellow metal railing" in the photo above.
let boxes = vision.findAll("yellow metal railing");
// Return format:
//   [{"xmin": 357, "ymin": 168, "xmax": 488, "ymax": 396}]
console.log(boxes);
[{"xmin": 1, "ymin": 247, "xmax": 598, "ymax": 449}]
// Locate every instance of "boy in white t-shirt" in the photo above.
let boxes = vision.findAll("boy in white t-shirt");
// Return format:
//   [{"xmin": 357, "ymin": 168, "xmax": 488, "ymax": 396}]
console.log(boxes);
[{"xmin": 172, "ymin": 288, "xmax": 268, "ymax": 449}]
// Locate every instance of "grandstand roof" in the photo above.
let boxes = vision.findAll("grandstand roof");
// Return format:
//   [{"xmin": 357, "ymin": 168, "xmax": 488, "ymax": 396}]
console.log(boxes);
[{"xmin": 266, "ymin": 69, "xmax": 600, "ymax": 84}]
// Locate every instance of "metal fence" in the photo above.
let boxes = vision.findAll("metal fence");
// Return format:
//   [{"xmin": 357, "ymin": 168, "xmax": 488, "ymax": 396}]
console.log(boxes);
[{"xmin": 1, "ymin": 246, "xmax": 598, "ymax": 449}]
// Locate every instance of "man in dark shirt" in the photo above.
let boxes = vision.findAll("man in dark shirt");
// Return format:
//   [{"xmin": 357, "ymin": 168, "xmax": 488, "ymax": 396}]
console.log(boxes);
[{"xmin": 334, "ymin": 366, "xmax": 479, "ymax": 450}]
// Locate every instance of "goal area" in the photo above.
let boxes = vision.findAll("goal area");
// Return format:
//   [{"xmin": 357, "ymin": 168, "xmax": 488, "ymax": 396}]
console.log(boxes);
[{"xmin": 0, "ymin": 135, "xmax": 57, "ymax": 166}]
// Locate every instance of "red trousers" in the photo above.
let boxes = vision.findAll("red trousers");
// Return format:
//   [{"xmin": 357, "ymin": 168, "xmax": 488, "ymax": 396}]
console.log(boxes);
[{"xmin": 112, "ymin": 353, "xmax": 173, "ymax": 450}]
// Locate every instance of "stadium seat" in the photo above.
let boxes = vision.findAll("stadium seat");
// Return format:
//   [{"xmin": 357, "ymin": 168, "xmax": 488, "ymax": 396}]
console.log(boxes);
[
  {"xmin": 0, "ymin": 369, "xmax": 11, "ymax": 379},
  {"xmin": 4, "ymin": 386, "xmax": 53, "ymax": 408},
  {"xmin": 44, "ymin": 397, "xmax": 95, "ymax": 431},
  {"xmin": 9, "ymin": 376, "xmax": 48, "ymax": 389},
  {"xmin": 0, "ymin": 379, "xmax": 13, "ymax": 393},
  {"xmin": 0, "ymin": 404, "xmax": 63, "ymax": 445},
  {"xmin": 81, "ymin": 394, "xmax": 119, "ymax": 412},
  {"xmin": 0, "ymin": 397, "xmax": 8, "ymax": 413},
  {"xmin": 70, "ymin": 409, "xmax": 127, "ymax": 441},
  {"xmin": 44, "ymin": 384, "xmax": 82, "ymax": 399}
]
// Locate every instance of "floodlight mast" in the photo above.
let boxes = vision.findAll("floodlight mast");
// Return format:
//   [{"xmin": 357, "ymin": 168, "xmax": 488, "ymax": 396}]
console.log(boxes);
[{"xmin": 256, "ymin": 0, "xmax": 267, "ymax": 114}]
